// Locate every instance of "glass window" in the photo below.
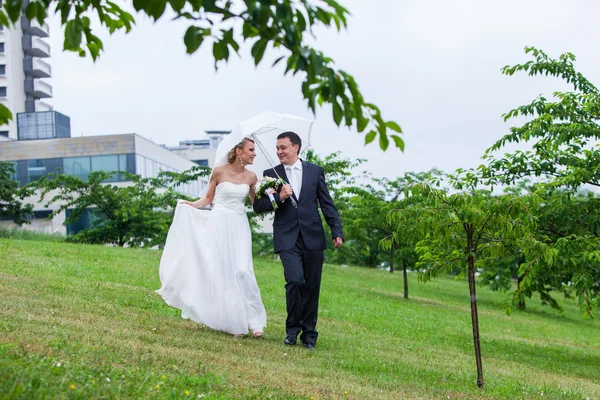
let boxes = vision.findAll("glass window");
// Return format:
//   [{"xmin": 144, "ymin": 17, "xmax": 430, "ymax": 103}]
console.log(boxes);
[
  {"xmin": 17, "ymin": 111, "xmax": 55, "ymax": 140},
  {"xmin": 0, "ymin": 130, "xmax": 8, "ymax": 137},
  {"xmin": 0, "ymin": 43, "xmax": 4, "ymax": 53},
  {"xmin": 8, "ymin": 161, "xmax": 18, "ymax": 182},
  {"xmin": 91, "ymin": 154, "xmax": 119, "ymax": 172},
  {"xmin": 66, "ymin": 208, "xmax": 92, "ymax": 235},
  {"xmin": 27, "ymin": 159, "xmax": 47, "ymax": 183},
  {"xmin": 54, "ymin": 112, "xmax": 71, "ymax": 138},
  {"xmin": 91, "ymin": 154, "xmax": 120, "ymax": 182},
  {"xmin": 0, "ymin": 65, "xmax": 5, "ymax": 75},
  {"xmin": 0, "ymin": 87, "xmax": 6, "ymax": 97},
  {"xmin": 64, "ymin": 156, "xmax": 91, "ymax": 181},
  {"xmin": 119, "ymin": 154, "xmax": 127, "ymax": 170}
]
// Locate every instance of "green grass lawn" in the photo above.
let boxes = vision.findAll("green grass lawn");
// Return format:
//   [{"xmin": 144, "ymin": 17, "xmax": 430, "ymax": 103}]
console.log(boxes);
[{"xmin": 1, "ymin": 238, "xmax": 599, "ymax": 399}]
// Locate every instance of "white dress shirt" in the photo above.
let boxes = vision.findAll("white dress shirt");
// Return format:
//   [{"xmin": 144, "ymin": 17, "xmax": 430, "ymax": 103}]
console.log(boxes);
[{"xmin": 285, "ymin": 159, "xmax": 303, "ymax": 199}]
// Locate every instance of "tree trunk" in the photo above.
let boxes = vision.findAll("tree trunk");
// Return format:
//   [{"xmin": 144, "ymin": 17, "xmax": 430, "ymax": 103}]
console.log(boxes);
[
  {"xmin": 517, "ymin": 259, "xmax": 526, "ymax": 310},
  {"xmin": 402, "ymin": 259, "xmax": 409, "ymax": 299},
  {"xmin": 467, "ymin": 230, "xmax": 484, "ymax": 388},
  {"xmin": 389, "ymin": 246, "xmax": 394, "ymax": 273}
]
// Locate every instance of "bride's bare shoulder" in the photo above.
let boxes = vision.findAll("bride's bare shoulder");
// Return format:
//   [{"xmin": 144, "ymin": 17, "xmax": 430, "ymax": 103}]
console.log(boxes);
[
  {"xmin": 245, "ymin": 170, "xmax": 258, "ymax": 184},
  {"xmin": 212, "ymin": 165, "xmax": 227, "ymax": 176}
]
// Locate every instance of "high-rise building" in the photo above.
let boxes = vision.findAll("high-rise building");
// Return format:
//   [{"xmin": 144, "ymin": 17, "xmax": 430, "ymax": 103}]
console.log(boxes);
[{"xmin": 0, "ymin": 2, "xmax": 52, "ymax": 141}]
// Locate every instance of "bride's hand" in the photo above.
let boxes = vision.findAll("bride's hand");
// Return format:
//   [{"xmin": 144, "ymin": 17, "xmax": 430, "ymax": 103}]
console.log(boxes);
[{"xmin": 180, "ymin": 200, "xmax": 193, "ymax": 206}]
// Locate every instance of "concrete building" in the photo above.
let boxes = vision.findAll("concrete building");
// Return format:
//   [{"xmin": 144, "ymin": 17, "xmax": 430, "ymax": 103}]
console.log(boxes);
[
  {"xmin": 167, "ymin": 130, "xmax": 230, "ymax": 166},
  {"xmin": 0, "ymin": 4, "xmax": 53, "ymax": 140},
  {"xmin": 0, "ymin": 112, "xmax": 206, "ymax": 235}
]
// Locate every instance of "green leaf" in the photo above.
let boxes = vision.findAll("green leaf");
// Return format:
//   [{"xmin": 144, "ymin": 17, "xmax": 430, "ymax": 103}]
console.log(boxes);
[
  {"xmin": 357, "ymin": 117, "xmax": 368, "ymax": 133},
  {"xmin": 332, "ymin": 100, "xmax": 343, "ymax": 125},
  {"xmin": 24, "ymin": 1, "xmax": 40, "ymax": 22},
  {"xmin": 3, "ymin": 0, "xmax": 21, "ymax": 23},
  {"xmin": 86, "ymin": 35, "xmax": 104, "ymax": 61},
  {"xmin": 285, "ymin": 54, "xmax": 299, "ymax": 75},
  {"xmin": 251, "ymin": 39, "xmax": 268, "ymax": 66},
  {"xmin": 385, "ymin": 121, "xmax": 402, "ymax": 133},
  {"xmin": 296, "ymin": 10, "xmax": 307, "ymax": 32},
  {"xmin": 242, "ymin": 22, "xmax": 259, "ymax": 39},
  {"xmin": 255, "ymin": 5, "xmax": 271, "ymax": 25},
  {"xmin": 146, "ymin": 0, "xmax": 168, "ymax": 20},
  {"xmin": 0, "ymin": 11, "xmax": 10, "ymax": 29},
  {"xmin": 364, "ymin": 130, "xmax": 377, "ymax": 145},
  {"xmin": 0, "ymin": 104, "xmax": 13, "ymax": 125},
  {"xmin": 272, "ymin": 56, "xmax": 285, "ymax": 67},
  {"xmin": 203, "ymin": 0, "xmax": 216, "ymax": 12},
  {"xmin": 221, "ymin": 28, "xmax": 239, "ymax": 54},
  {"xmin": 168, "ymin": 0, "xmax": 186, "ymax": 12},
  {"xmin": 212, "ymin": 40, "xmax": 229, "ymax": 68},
  {"xmin": 390, "ymin": 135, "xmax": 405, "ymax": 151},
  {"xmin": 183, "ymin": 26, "xmax": 206, "ymax": 54},
  {"xmin": 379, "ymin": 130, "xmax": 389, "ymax": 151},
  {"xmin": 64, "ymin": 19, "xmax": 84, "ymax": 51},
  {"xmin": 132, "ymin": 0, "xmax": 146, "ymax": 12}
]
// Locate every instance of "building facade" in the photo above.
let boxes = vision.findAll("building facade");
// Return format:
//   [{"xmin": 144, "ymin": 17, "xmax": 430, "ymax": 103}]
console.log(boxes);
[
  {"xmin": 0, "ymin": 125, "xmax": 207, "ymax": 234},
  {"xmin": 167, "ymin": 130, "xmax": 230, "ymax": 167},
  {"xmin": 0, "ymin": 4, "xmax": 53, "ymax": 140}
]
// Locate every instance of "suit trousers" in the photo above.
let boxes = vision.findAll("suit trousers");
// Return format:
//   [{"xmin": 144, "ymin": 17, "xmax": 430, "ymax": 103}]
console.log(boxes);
[{"xmin": 278, "ymin": 232, "xmax": 325, "ymax": 345}]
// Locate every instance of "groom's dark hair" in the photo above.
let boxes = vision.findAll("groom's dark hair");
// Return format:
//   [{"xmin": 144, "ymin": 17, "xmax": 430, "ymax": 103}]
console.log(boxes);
[{"xmin": 277, "ymin": 131, "xmax": 301, "ymax": 155}]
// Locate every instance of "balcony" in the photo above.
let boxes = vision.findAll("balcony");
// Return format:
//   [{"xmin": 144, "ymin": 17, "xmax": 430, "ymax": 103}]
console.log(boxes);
[
  {"xmin": 23, "ymin": 57, "xmax": 52, "ymax": 78},
  {"xmin": 22, "ymin": 36, "xmax": 50, "ymax": 58},
  {"xmin": 23, "ymin": 58, "xmax": 51, "ymax": 78},
  {"xmin": 21, "ymin": 17, "xmax": 50, "ymax": 38},
  {"xmin": 35, "ymin": 100, "xmax": 53, "ymax": 112},
  {"xmin": 24, "ymin": 78, "xmax": 52, "ymax": 99}
]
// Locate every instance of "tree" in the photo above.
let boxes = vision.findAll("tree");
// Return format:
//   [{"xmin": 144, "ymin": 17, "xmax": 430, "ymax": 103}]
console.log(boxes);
[
  {"xmin": 0, "ymin": 162, "xmax": 33, "ymax": 225},
  {"xmin": 384, "ymin": 184, "xmax": 553, "ymax": 389},
  {"xmin": 481, "ymin": 47, "xmax": 600, "ymax": 191},
  {"xmin": 24, "ymin": 167, "xmax": 209, "ymax": 247},
  {"xmin": 0, "ymin": 0, "xmax": 402, "ymax": 151},
  {"xmin": 521, "ymin": 186, "xmax": 598, "ymax": 316},
  {"xmin": 475, "ymin": 47, "xmax": 600, "ymax": 318},
  {"xmin": 336, "ymin": 170, "xmax": 441, "ymax": 299},
  {"xmin": 375, "ymin": 171, "xmax": 442, "ymax": 299},
  {"xmin": 303, "ymin": 149, "xmax": 367, "ymax": 265}
]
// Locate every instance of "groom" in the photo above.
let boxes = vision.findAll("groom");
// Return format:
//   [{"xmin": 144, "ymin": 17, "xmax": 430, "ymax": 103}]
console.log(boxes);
[{"xmin": 253, "ymin": 131, "xmax": 343, "ymax": 351}]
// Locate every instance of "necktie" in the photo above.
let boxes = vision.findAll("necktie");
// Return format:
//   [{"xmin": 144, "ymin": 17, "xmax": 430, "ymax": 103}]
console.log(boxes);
[{"xmin": 286, "ymin": 166, "xmax": 296, "ymax": 195}]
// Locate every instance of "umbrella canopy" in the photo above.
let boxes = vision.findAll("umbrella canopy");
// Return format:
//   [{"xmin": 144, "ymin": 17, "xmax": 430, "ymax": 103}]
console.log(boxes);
[
  {"xmin": 241, "ymin": 111, "xmax": 314, "ymax": 176},
  {"xmin": 205, "ymin": 111, "xmax": 313, "ymax": 196}
]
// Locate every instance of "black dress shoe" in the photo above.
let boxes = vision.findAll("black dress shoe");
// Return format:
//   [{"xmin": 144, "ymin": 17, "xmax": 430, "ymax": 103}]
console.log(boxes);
[
  {"xmin": 302, "ymin": 342, "xmax": 316, "ymax": 351},
  {"xmin": 284, "ymin": 334, "xmax": 297, "ymax": 346}
]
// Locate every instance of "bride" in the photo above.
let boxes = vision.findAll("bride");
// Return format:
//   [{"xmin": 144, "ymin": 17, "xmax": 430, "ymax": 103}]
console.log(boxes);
[{"xmin": 156, "ymin": 137, "xmax": 267, "ymax": 337}]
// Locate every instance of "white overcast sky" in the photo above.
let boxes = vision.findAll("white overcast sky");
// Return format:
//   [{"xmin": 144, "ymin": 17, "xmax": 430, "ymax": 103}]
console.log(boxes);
[{"xmin": 44, "ymin": 0, "xmax": 600, "ymax": 179}]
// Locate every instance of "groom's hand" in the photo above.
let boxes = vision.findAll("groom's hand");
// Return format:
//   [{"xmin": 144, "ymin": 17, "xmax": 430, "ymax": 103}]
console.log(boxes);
[
  {"xmin": 333, "ymin": 237, "xmax": 343, "ymax": 248},
  {"xmin": 279, "ymin": 184, "xmax": 293, "ymax": 200}
]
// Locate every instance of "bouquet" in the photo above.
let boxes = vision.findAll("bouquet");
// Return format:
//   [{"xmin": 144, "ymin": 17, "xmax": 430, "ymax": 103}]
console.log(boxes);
[{"xmin": 256, "ymin": 176, "xmax": 286, "ymax": 210}]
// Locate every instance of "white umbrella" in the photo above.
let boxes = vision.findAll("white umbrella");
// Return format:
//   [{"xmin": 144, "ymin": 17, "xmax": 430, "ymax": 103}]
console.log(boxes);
[
  {"xmin": 203, "ymin": 112, "xmax": 313, "ymax": 203},
  {"xmin": 240, "ymin": 111, "xmax": 314, "ymax": 176},
  {"xmin": 211, "ymin": 111, "xmax": 313, "ymax": 174}
]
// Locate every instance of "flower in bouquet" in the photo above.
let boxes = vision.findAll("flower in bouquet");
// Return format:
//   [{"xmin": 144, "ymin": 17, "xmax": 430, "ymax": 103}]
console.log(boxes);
[{"xmin": 256, "ymin": 176, "xmax": 286, "ymax": 210}]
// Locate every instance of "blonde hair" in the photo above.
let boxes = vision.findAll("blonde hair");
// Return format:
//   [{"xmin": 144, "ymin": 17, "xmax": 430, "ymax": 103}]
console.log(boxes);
[{"xmin": 228, "ymin": 137, "xmax": 254, "ymax": 164}]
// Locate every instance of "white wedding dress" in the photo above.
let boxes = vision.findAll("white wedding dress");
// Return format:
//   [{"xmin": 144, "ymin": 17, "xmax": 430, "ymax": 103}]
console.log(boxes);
[{"xmin": 156, "ymin": 182, "xmax": 267, "ymax": 335}]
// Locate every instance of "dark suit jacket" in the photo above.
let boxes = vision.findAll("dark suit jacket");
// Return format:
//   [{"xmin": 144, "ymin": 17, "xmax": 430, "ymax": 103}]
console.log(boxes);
[{"xmin": 253, "ymin": 161, "xmax": 344, "ymax": 253}]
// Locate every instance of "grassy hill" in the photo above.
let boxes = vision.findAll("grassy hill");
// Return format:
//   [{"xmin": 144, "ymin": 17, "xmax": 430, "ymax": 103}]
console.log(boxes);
[{"xmin": 1, "ymin": 238, "xmax": 599, "ymax": 399}]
